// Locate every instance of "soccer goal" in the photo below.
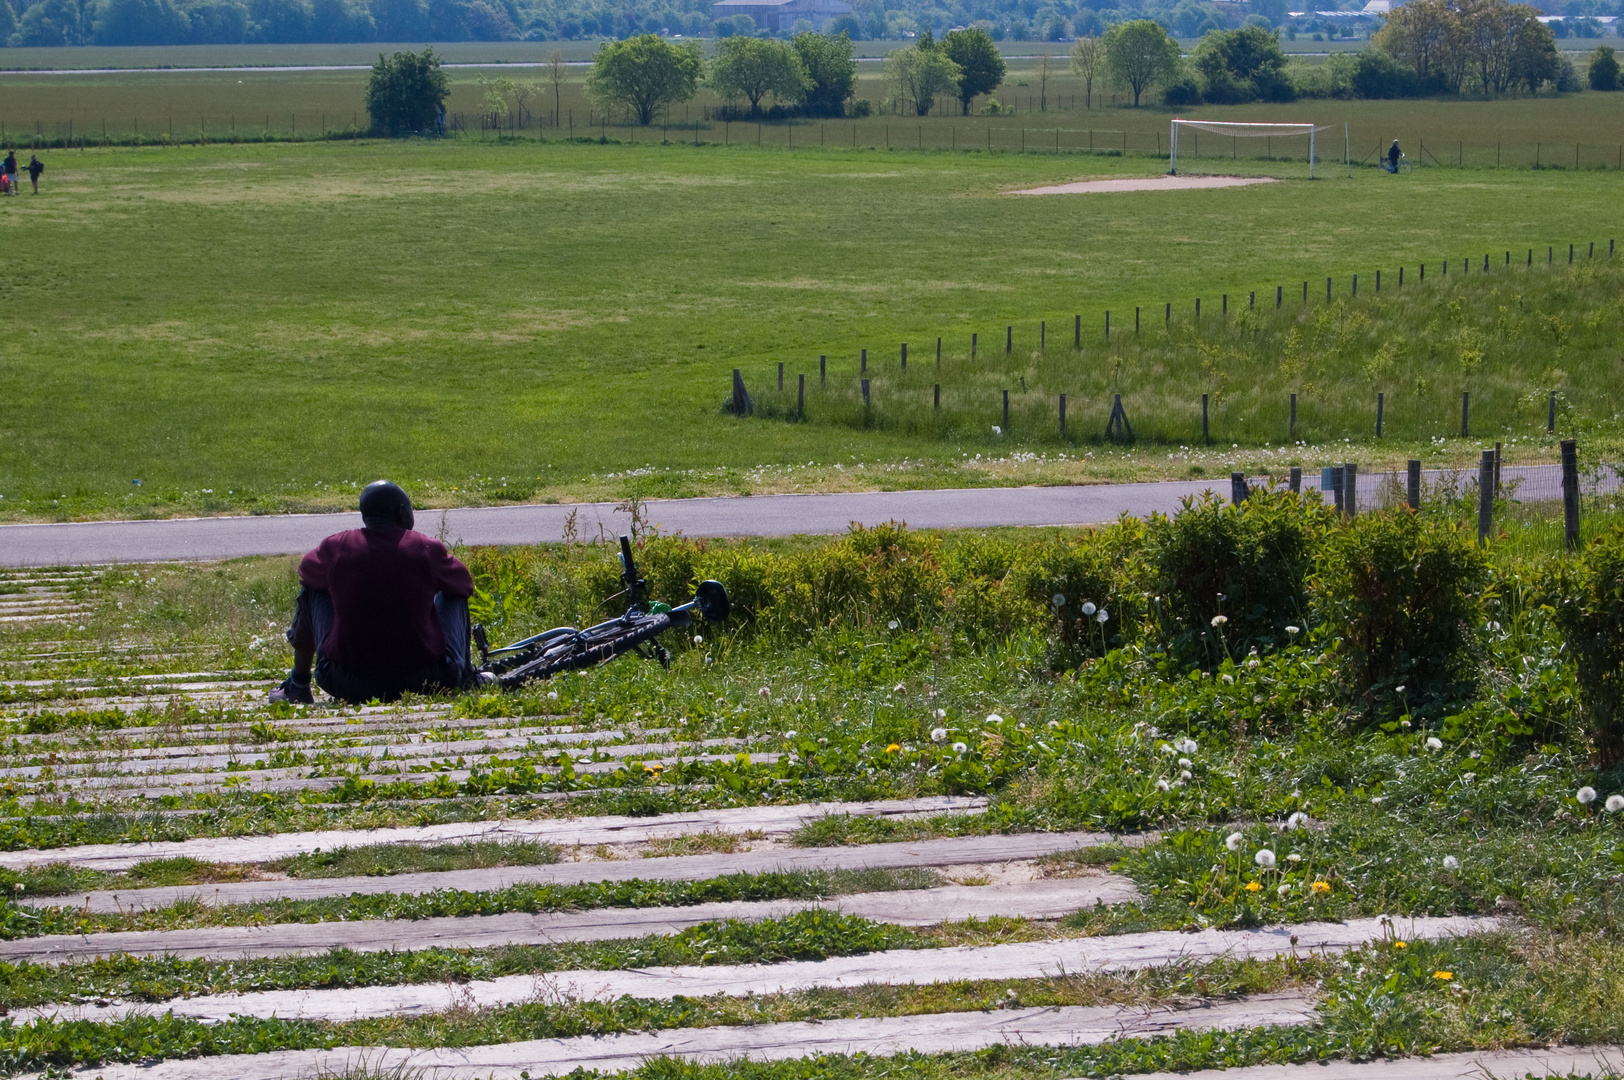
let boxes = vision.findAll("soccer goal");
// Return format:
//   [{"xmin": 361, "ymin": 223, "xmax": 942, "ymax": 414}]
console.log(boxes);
[{"xmin": 1169, "ymin": 120, "xmax": 1345, "ymax": 179}]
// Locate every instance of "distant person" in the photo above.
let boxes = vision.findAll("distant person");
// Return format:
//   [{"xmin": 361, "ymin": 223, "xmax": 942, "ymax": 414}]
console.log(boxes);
[
  {"xmin": 271, "ymin": 481, "xmax": 489, "ymax": 705},
  {"xmin": 26, "ymin": 155, "xmax": 43, "ymax": 194},
  {"xmin": 2, "ymin": 152, "xmax": 15, "ymax": 195},
  {"xmin": 1386, "ymin": 140, "xmax": 1402, "ymax": 173}
]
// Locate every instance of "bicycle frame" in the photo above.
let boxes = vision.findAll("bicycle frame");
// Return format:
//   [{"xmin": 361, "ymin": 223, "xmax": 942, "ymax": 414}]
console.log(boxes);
[{"xmin": 474, "ymin": 535, "xmax": 728, "ymax": 687}]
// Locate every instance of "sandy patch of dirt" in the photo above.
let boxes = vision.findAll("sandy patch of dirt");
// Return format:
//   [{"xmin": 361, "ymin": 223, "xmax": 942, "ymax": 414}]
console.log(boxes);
[{"xmin": 1007, "ymin": 175, "xmax": 1278, "ymax": 195}]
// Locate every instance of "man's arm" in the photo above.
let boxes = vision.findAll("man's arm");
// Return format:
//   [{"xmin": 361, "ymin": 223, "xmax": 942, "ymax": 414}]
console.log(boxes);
[{"xmin": 431, "ymin": 543, "xmax": 476, "ymax": 598}]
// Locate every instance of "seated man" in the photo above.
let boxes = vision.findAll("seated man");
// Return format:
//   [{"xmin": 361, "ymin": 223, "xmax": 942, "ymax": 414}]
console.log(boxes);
[{"xmin": 272, "ymin": 481, "xmax": 485, "ymax": 704}]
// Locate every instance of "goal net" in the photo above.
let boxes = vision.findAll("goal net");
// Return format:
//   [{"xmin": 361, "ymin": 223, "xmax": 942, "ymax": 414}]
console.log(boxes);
[{"xmin": 1169, "ymin": 120, "xmax": 1338, "ymax": 179}]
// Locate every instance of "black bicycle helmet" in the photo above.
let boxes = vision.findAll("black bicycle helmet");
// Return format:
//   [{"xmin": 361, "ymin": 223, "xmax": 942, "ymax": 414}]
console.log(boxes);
[{"xmin": 359, "ymin": 480, "xmax": 414, "ymax": 530}]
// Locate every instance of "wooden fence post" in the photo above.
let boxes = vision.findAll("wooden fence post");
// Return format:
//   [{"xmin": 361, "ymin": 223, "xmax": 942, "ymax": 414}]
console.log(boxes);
[
  {"xmin": 1073, "ymin": 315, "xmax": 1080, "ymax": 349},
  {"xmin": 861, "ymin": 349, "xmax": 867, "ymax": 377},
  {"xmin": 934, "ymin": 383, "xmax": 940, "ymax": 410},
  {"xmin": 1202, "ymin": 393, "xmax": 1209, "ymax": 444},
  {"xmin": 1562, "ymin": 438, "xmax": 1580, "ymax": 550},
  {"xmin": 1059, "ymin": 393, "xmax": 1066, "ymax": 434},
  {"xmin": 1002, "ymin": 389, "xmax": 1009, "ymax": 429},
  {"xmin": 1342, "ymin": 462, "xmax": 1357, "ymax": 517},
  {"xmin": 1329, "ymin": 466, "xmax": 1344, "ymax": 515},
  {"xmin": 1407, "ymin": 459, "xmax": 1421, "ymax": 510},
  {"xmin": 1289, "ymin": 466, "xmax": 1302, "ymax": 493},
  {"xmin": 797, "ymin": 373, "xmax": 805, "ymax": 417},
  {"xmin": 1289, "ymin": 393, "xmax": 1297, "ymax": 440},
  {"xmin": 1376, "ymin": 392, "xmax": 1384, "ymax": 438},
  {"xmin": 820, "ymin": 355, "xmax": 826, "ymax": 384},
  {"xmin": 731, "ymin": 369, "xmax": 752, "ymax": 415},
  {"xmin": 1548, "ymin": 391, "xmax": 1557, "ymax": 433},
  {"xmin": 901, "ymin": 343, "xmax": 907, "ymax": 370},
  {"xmin": 1461, "ymin": 391, "xmax": 1470, "ymax": 438},
  {"xmin": 862, "ymin": 378, "xmax": 870, "ymax": 407},
  {"xmin": 1477, "ymin": 449, "xmax": 1495, "ymax": 545}
]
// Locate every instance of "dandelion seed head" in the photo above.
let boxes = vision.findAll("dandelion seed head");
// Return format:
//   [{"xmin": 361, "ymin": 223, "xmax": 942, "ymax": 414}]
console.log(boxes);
[
  {"xmin": 1287, "ymin": 853, "xmax": 1302, "ymax": 864},
  {"xmin": 1442, "ymin": 855, "xmax": 1460, "ymax": 871},
  {"xmin": 1081, "ymin": 602, "xmax": 1097, "ymax": 616},
  {"xmin": 952, "ymin": 741, "xmax": 968, "ymax": 753},
  {"xmin": 1156, "ymin": 778, "xmax": 1171, "ymax": 791},
  {"xmin": 1052, "ymin": 593, "xmax": 1066, "ymax": 608},
  {"xmin": 1426, "ymin": 736, "xmax": 1443, "ymax": 751},
  {"xmin": 930, "ymin": 727, "xmax": 948, "ymax": 743},
  {"xmin": 1255, "ymin": 849, "xmax": 1278, "ymax": 868},
  {"xmin": 934, "ymin": 708, "xmax": 946, "ymax": 718},
  {"xmin": 1278, "ymin": 883, "xmax": 1292, "ymax": 897},
  {"xmin": 887, "ymin": 619, "xmax": 900, "ymax": 630},
  {"xmin": 1097, "ymin": 610, "xmax": 1109, "ymax": 623},
  {"xmin": 1286, "ymin": 811, "xmax": 1308, "ymax": 830},
  {"xmin": 1607, "ymin": 795, "xmax": 1624, "ymax": 813},
  {"xmin": 1578, "ymin": 786, "xmax": 1599, "ymax": 804},
  {"xmin": 1285, "ymin": 625, "xmax": 1301, "ymax": 636},
  {"xmin": 986, "ymin": 713, "xmax": 1003, "ymax": 725},
  {"xmin": 1178, "ymin": 757, "xmax": 1192, "ymax": 768},
  {"xmin": 1211, "ymin": 615, "xmax": 1228, "ymax": 627},
  {"xmin": 1225, "ymin": 832, "xmax": 1245, "ymax": 851}
]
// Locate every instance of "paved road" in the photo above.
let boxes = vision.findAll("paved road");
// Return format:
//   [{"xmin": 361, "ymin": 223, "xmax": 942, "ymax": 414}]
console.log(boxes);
[
  {"xmin": 0, "ymin": 480, "xmax": 1225, "ymax": 567},
  {"xmin": 0, "ymin": 463, "xmax": 1579, "ymax": 568}
]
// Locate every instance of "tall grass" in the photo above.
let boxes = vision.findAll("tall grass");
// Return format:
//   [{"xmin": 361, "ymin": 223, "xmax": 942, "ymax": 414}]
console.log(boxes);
[{"xmin": 757, "ymin": 253, "xmax": 1624, "ymax": 448}]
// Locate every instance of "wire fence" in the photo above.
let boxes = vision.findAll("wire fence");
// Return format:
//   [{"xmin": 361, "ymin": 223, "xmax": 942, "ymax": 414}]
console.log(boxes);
[
  {"xmin": 727, "ymin": 236, "xmax": 1617, "ymax": 448},
  {"xmin": 4, "ymin": 108, "xmax": 1624, "ymax": 173}
]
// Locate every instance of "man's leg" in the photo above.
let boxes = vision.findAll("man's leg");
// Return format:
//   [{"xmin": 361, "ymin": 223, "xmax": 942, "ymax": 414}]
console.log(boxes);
[
  {"xmin": 273, "ymin": 587, "xmax": 336, "ymax": 703},
  {"xmin": 434, "ymin": 592, "xmax": 477, "ymax": 688}
]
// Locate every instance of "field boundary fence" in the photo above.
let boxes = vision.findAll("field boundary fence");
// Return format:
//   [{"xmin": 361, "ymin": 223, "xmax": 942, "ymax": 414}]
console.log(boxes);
[
  {"xmin": 727, "ymin": 236, "xmax": 1616, "ymax": 449},
  {"xmin": 4, "ymin": 108, "xmax": 1624, "ymax": 172}
]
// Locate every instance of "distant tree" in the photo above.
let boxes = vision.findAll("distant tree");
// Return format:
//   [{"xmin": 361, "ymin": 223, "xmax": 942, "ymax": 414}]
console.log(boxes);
[
  {"xmin": 249, "ymin": 0, "xmax": 310, "ymax": 42},
  {"xmin": 793, "ymin": 30, "xmax": 858, "ymax": 116},
  {"xmin": 1375, "ymin": 0, "xmax": 1467, "ymax": 91},
  {"xmin": 17, "ymin": 0, "xmax": 89, "ymax": 45},
  {"xmin": 826, "ymin": 13, "xmax": 861, "ymax": 38},
  {"xmin": 884, "ymin": 30, "xmax": 962, "ymax": 115},
  {"xmin": 1590, "ymin": 43, "xmax": 1621, "ymax": 89},
  {"xmin": 1193, "ymin": 25, "xmax": 1292, "ymax": 102},
  {"xmin": 1069, "ymin": 34, "xmax": 1103, "ymax": 108},
  {"xmin": 365, "ymin": 47, "xmax": 451, "ymax": 134},
  {"xmin": 1511, "ymin": 14, "xmax": 1560, "ymax": 89},
  {"xmin": 95, "ymin": 0, "xmax": 188, "ymax": 44},
  {"xmin": 308, "ymin": 0, "xmax": 373, "ymax": 41},
  {"xmin": 710, "ymin": 35, "xmax": 808, "ymax": 114},
  {"xmin": 586, "ymin": 34, "xmax": 702, "ymax": 124},
  {"xmin": 370, "ymin": 0, "xmax": 428, "ymax": 39},
  {"xmin": 547, "ymin": 49, "xmax": 567, "ymax": 125},
  {"xmin": 186, "ymin": 0, "xmax": 250, "ymax": 43},
  {"xmin": 942, "ymin": 27, "xmax": 1005, "ymax": 114},
  {"xmin": 1103, "ymin": 19, "xmax": 1180, "ymax": 105},
  {"xmin": 1457, "ymin": 0, "xmax": 1546, "ymax": 94},
  {"xmin": 0, "ymin": 0, "xmax": 16, "ymax": 43}
]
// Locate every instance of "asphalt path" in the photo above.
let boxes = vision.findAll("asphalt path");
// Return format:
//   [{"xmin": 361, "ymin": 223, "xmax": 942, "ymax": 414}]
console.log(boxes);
[
  {"xmin": 0, "ymin": 480, "xmax": 1223, "ymax": 567},
  {"xmin": 0, "ymin": 463, "xmax": 1582, "ymax": 567}
]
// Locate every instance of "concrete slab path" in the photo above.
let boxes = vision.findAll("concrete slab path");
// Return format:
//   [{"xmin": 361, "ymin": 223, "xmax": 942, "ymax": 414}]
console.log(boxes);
[
  {"xmin": 17, "ymin": 830, "xmax": 1119, "ymax": 912},
  {"xmin": 13, "ymin": 994, "xmax": 1319, "ymax": 1080},
  {"xmin": 2, "ymin": 795, "xmax": 988, "ymax": 871},
  {"xmin": 9, "ymin": 914, "xmax": 1489, "ymax": 1022},
  {"xmin": 2, "ymin": 875, "xmax": 1135, "ymax": 969}
]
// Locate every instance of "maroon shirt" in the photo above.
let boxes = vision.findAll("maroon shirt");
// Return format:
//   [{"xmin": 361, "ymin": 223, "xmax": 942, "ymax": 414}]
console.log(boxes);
[{"xmin": 298, "ymin": 526, "xmax": 474, "ymax": 675}]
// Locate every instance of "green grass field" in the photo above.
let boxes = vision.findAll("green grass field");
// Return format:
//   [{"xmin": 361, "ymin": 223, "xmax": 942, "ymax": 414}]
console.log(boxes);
[{"xmin": 0, "ymin": 132, "xmax": 1619, "ymax": 520}]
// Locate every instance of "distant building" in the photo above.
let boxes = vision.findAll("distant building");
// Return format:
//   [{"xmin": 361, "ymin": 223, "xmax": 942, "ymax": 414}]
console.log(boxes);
[{"xmin": 710, "ymin": 0, "xmax": 852, "ymax": 32}]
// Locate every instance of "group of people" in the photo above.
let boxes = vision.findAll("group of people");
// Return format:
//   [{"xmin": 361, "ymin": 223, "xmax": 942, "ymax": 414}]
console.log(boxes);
[{"xmin": 0, "ymin": 151, "xmax": 44, "ymax": 195}]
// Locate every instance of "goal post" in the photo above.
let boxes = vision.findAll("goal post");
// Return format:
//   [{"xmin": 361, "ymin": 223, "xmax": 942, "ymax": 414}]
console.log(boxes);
[{"xmin": 1169, "ymin": 119, "xmax": 1328, "ymax": 178}]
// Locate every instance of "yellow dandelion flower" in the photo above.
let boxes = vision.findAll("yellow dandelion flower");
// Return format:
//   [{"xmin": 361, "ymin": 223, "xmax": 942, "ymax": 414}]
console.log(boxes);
[
  {"xmin": 1311, "ymin": 880, "xmax": 1331, "ymax": 894},
  {"xmin": 1393, "ymin": 941, "xmax": 1407, "ymax": 949},
  {"xmin": 1433, "ymin": 971, "xmax": 1453, "ymax": 980},
  {"xmin": 885, "ymin": 743, "xmax": 901, "ymax": 753},
  {"xmin": 1245, "ymin": 881, "xmax": 1263, "ymax": 892}
]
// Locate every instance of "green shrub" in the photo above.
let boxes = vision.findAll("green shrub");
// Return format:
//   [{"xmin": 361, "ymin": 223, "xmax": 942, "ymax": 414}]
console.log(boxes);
[
  {"xmin": 1004, "ymin": 520, "xmax": 1147, "ymax": 669},
  {"xmin": 1147, "ymin": 491, "xmax": 1328, "ymax": 668},
  {"xmin": 1554, "ymin": 529, "xmax": 1624, "ymax": 764},
  {"xmin": 1312, "ymin": 509, "xmax": 1488, "ymax": 722}
]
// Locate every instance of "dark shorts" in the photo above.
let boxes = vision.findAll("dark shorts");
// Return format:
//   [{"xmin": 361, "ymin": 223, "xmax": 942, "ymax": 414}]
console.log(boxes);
[{"xmin": 286, "ymin": 586, "xmax": 476, "ymax": 704}]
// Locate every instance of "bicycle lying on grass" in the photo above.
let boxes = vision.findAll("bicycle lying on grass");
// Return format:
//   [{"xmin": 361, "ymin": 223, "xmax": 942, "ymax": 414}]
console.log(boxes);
[{"xmin": 473, "ymin": 535, "xmax": 729, "ymax": 690}]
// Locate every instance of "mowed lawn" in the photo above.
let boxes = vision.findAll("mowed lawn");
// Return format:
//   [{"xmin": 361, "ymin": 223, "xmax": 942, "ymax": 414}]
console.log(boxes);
[{"xmin": 0, "ymin": 137, "xmax": 1616, "ymax": 517}]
